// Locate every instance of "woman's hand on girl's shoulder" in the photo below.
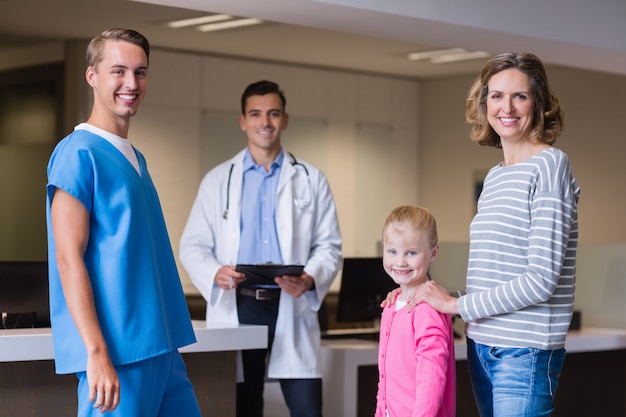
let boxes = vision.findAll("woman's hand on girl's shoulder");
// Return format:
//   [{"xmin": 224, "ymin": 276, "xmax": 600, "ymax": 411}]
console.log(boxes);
[{"xmin": 406, "ymin": 281, "xmax": 460, "ymax": 315}]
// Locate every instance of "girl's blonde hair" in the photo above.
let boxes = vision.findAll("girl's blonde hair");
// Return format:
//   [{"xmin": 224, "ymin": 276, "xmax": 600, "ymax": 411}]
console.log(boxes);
[{"xmin": 382, "ymin": 205, "xmax": 438, "ymax": 250}]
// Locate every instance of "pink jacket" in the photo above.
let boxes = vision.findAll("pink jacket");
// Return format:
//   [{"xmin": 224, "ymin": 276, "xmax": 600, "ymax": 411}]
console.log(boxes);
[{"xmin": 375, "ymin": 301, "xmax": 456, "ymax": 417}]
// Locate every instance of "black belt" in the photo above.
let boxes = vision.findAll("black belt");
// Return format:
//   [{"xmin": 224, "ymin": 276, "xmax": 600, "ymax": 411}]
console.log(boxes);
[{"xmin": 240, "ymin": 287, "xmax": 281, "ymax": 301}]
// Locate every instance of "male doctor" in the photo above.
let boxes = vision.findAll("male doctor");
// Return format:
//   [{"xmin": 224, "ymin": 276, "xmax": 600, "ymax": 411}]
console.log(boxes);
[{"xmin": 180, "ymin": 80, "xmax": 342, "ymax": 417}]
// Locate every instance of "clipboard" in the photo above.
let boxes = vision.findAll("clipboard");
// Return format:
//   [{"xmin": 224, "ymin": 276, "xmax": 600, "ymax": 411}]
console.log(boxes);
[{"xmin": 236, "ymin": 263, "xmax": 304, "ymax": 283}]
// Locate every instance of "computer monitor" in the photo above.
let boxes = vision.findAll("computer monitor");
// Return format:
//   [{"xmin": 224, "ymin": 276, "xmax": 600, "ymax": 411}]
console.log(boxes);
[
  {"xmin": 0, "ymin": 261, "xmax": 50, "ymax": 329},
  {"xmin": 335, "ymin": 257, "xmax": 398, "ymax": 323}
]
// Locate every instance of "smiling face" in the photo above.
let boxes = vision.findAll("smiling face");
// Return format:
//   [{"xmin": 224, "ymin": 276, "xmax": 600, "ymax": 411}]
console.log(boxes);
[
  {"xmin": 382, "ymin": 222, "xmax": 438, "ymax": 295},
  {"xmin": 86, "ymin": 40, "xmax": 148, "ymax": 137},
  {"xmin": 239, "ymin": 93, "xmax": 289, "ymax": 156},
  {"xmin": 486, "ymin": 68, "xmax": 535, "ymax": 144}
]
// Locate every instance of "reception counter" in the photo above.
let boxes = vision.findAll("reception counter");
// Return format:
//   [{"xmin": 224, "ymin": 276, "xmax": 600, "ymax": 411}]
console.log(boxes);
[
  {"xmin": 0, "ymin": 321, "xmax": 267, "ymax": 417},
  {"xmin": 318, "ymin": 328, "xmax": 626, "ymax": 417}
]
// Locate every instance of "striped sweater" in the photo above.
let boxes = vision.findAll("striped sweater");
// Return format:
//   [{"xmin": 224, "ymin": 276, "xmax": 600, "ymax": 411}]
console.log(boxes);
[{"xmin": 458, "ymin": 147, "xmax": 580, "ymax": 350}]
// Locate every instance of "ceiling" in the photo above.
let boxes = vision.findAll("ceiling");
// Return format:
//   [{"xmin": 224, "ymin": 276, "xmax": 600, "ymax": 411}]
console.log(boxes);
[{"xmin": 0, "ymin": 0, "xmax": 625, "ymax": 79}]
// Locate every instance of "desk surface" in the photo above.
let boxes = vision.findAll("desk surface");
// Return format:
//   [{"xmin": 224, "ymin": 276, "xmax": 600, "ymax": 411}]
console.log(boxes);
[
  {"xmin": 321, "ymin": 327, "xmax": 626, "ymax": 360},
  {"xmin": 318, "ymin": 328, "xmax": 626, "ymax": 417},
  {"xmin": 0, "ymin": 320, "xmax": 267, "ymax": 362}
]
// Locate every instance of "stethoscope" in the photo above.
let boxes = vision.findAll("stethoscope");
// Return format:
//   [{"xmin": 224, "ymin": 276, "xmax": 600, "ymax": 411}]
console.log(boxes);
[{"xmin": 223, "ymin": 152, "xmax": 311, "ymax": 220}]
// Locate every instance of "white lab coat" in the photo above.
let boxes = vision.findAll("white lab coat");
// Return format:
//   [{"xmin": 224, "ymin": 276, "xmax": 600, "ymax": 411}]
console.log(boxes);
[{"xmin": 180, "ymin": 148, "xmax": 342, "ymax": 378}]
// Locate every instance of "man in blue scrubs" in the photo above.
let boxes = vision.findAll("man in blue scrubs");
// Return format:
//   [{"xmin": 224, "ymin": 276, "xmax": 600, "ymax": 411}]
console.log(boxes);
[{"xmin": 46, "ymin": 28, "xmax": 201, "ymax": 417}]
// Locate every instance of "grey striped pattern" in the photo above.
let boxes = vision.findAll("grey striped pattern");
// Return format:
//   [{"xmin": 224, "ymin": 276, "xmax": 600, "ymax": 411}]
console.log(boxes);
[{"xmin": 459, "ymin": 147, "xmax": 580, "ymax": 350}]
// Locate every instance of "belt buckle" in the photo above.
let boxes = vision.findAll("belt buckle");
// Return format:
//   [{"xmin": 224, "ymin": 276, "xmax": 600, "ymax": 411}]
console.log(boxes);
[{"xmin": 255, "ymin": 289, "xmax": 272, "ymax": 300}]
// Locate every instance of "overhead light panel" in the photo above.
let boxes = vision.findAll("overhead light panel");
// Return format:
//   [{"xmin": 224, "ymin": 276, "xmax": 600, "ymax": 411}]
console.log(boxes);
[
  {"xmin": 407, "ymin": 48, "xmax": 466, "ymax": 61},
  {"xmin": 431, "ymin": 50, "xmax": 490, "ymax": 63},
  {"xmin": 166, "ymin": 14, "xmax": 264, "ymax": 32},
  {"xmin": 197, "ymin": 17, "xmax": 263, "ymax": 32},
  {"xmin": 407, "ymin": 48, "xmax": 490, "ymax": 64},
  {"xmin": 167, "ymin": 14, "xmax": 233, "ymax": 29}
]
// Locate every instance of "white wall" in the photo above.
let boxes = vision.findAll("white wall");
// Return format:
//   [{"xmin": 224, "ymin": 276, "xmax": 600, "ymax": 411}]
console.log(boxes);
[
  {"xmin": 419, "ymin": 66, "xmax": 626, "ymax": 330},
  {"xmin": 129, "ymin": 48, "xmax": 420, "ymax": 292},
  {"xmin": 432, "ymin": 242, "xmax": 626, "ymax": 330},
  {"xmin": 3, "ymin": 42, "xmax": 625, "ymax": 329},
  {"xmin": 419, "ymin": 67, "xmax": 626, "ymax": 243}
]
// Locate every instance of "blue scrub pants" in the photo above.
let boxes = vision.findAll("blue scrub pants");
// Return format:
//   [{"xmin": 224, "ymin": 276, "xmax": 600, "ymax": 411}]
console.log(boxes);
[
  {"xmin": 467, "ymin": 338, "xmax": 566, "ymax": 417},
  {"xmin": 237, "ymin": 291, "xmax": 323, "ymax": 417},
  {"xmin": 77, "ymin": 350, "xmax": 201, "ymax": 417}
]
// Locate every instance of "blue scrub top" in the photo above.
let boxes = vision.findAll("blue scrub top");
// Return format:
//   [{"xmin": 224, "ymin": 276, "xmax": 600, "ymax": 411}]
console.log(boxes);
[{"xmin": 46, "ymin": 129, "xmax": 196, "ymax": 374}]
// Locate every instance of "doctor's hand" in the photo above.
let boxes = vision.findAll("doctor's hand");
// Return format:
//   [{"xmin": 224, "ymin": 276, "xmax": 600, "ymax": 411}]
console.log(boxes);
[
  {"xmin": 275, "ymin": 273, "xmax": 315, "ymax": 298},
  {"xmin": 215, "ymin": 265, "xmax": 246, "ymax": 290}
]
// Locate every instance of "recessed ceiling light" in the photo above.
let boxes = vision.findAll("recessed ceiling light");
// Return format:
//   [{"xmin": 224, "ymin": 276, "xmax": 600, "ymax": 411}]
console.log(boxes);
[
  {"xmin": 167, "ymin": 14, "xmax": 233, "ymax": 29},
  {"xmin": 196, "ymin": 17, "xmax": 264, "ymax": 32},
  {"xmin": 407, "ymin": 48, "xmax": 490, "ymax": 64},
  {"xmin": 407, "ymin": 48, "xmax": 466, "ymax": 61},
  {"xmin": 431, "ymin": 50, "xmax": 490, "ymax": 64}
]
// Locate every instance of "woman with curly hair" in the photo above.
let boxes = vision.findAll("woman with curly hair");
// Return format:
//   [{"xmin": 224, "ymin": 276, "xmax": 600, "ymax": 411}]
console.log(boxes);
[{"xmin": 394, "ymin": 52, "xmax": 581, "ymax": 417}]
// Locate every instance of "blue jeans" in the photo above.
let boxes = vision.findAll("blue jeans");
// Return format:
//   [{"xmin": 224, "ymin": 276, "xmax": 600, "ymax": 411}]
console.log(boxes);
[{"xmin": 467, "ymin": 338, "xmax": 566, "ymax": 417}]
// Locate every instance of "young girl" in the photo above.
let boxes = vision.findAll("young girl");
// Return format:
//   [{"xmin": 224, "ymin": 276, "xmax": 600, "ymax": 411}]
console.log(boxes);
[{"xmin": 376, "ymin": 205, "xmax": 456, "ymax": 417}]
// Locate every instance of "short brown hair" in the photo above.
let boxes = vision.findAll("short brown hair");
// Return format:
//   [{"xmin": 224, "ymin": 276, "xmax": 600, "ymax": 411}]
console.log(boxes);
[
  {"xmin": 240, "ymin": 80, "xmax": 286, "ymax": 115},
  {"xmin": 86, "ymin": 28, "xmax": 150, "ymax": 69}
]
